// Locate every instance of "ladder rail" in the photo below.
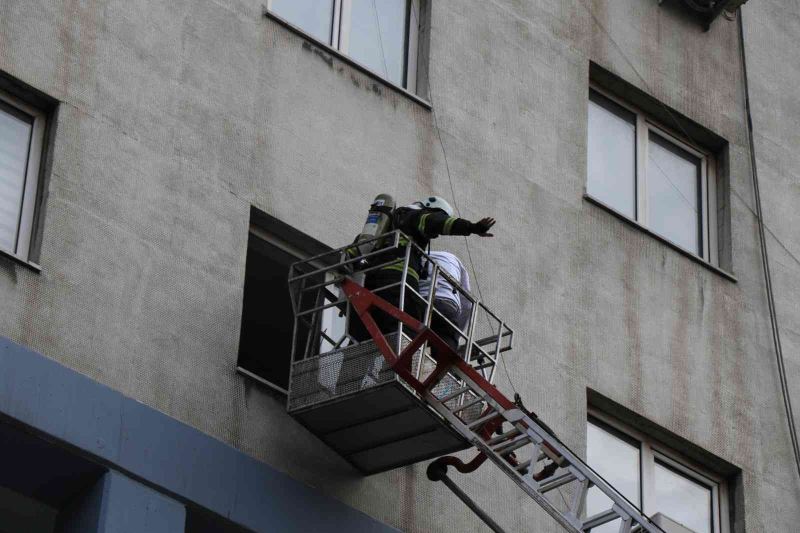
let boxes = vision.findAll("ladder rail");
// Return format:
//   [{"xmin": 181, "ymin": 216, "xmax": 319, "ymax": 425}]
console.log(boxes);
[
  {"xmin": 426, "ymin": 363, "xmax": 664, "ymax": 532},
  {"xmin": 340, "ymin": 277, "xmax": 667, "ymax": 533}
]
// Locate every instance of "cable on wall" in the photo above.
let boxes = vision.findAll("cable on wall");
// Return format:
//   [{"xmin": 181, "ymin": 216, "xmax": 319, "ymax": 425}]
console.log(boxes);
[
  {"xmin": 422, "ymin": 0, "xmax": 519, "ymax": 396},
  {"xmin": 427, "ymin": 89, "xmax": 520, "ymax": 398},
  {"xmin": 737, "ymin": 11, "xmax": 800, "ymax": 483}
]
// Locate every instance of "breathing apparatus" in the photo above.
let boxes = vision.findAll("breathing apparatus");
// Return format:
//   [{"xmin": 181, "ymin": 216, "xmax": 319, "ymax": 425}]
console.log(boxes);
[{"xmin": 355, "ymin": 193, "xmax": 396, "ymax": 255}]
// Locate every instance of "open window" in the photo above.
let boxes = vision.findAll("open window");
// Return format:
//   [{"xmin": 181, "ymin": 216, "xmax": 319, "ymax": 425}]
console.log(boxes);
[{"xmin": 236, "ymin": 211, "xmax": 340, "ymax": 394}]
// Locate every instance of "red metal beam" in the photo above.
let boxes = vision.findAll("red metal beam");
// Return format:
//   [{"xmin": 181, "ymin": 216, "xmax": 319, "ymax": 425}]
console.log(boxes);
[{"xmin": 340, "ymin": 277, "xmax": 563, "ymax": 467}]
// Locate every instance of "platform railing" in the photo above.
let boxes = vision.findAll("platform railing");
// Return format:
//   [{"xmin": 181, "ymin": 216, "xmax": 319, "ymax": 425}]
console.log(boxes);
[{"xmin": 287, "ymin": 231, "xmax": 513, "ymax": 392}]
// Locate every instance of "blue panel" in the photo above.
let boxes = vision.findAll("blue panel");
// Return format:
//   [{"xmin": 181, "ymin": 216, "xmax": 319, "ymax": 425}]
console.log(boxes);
[
  {"xmin": 117, "ymin": 397, "xmax": 238, "ymax": 514},
  {"xmin": 58, "ymin": 472, "xmax": 186, "ymax": 533},
  {"xmin": 99, "ymin": 472, "xmax": 186, "ymax": 533},
  {"xmin": 231, "ymin": 454, "xmax": 394, "ymax": 533},
  {"xmin": 0, "ymin": 336, "xmax": 399, "ymax": 533},
  {"xmin": 0, "ymin": 339, "xmax": 122, "ymax": 462},
  {"xmin": 0, "ymin": 339, "xmax": 55, "ymax": 428}
]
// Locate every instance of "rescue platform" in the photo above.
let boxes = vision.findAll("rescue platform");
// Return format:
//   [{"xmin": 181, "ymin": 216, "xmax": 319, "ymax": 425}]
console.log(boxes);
[{"xmin": 286, "ymin": 232, "xmax": 512, "ymax": 474}]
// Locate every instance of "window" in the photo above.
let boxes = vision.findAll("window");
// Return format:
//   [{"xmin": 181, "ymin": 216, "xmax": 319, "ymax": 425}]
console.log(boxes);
[
  {"xmin": 587, "ymin": 412, "xmax": 729, "ymax": 533},
  {"xmin": 237, "ymin": 228, "xmax": 301, "ymax": 393},
  {"xmin": 237, "ymin": 220, "xmax": 343, "ymax": 394},
  {"xmin": 266, "ymin": 0, "xmax": 421, "ymax": 92},
  {"xmin": 587, "ymin": 88, "xmax": 718, "ymax": 264},
  {"xmin": 0, "ymin": 92, "xmax": 46, "ymax": 262}
]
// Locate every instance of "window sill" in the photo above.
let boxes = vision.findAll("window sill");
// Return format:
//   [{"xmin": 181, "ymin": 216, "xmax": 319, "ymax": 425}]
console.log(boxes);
[
  {"xmin": 583, "ymin": 194, "xmax": 737, "ymax": 283},
  {"xmin": 0, "ymin": 248, "xmax": 42, "ymax": 273},
  {"xmin": 261, "ymin": 9, "xmax": 432, "ymax": 111},
  {"xmin": 236, "ymin": 366, "xmax": 288, "ymax": 396}
]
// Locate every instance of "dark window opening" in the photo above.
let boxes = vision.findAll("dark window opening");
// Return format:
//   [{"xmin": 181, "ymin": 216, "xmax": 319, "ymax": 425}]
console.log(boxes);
[
  {"xmin": 237, "ymin": 232, "xmax": 300, "ymax": 393},
  {"xmin": 185, "ymin": 505, "xmax": 252, "ymax": 533},
  {"xmin": 237, "ymin": 210, "xmax": 333, "ymax": 394}
]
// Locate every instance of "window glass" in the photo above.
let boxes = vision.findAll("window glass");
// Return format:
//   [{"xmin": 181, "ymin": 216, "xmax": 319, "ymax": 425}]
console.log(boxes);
[
  {"xmin": 654, "ymin": 460, "xmax": 713, "ymax": 533},
  {"xmin": 0, "ymin": 104, "xmax": 33, "ymax": 253},
  {"xmin": 348, "ymin": 0, "xmax": 408, "ymax": 86},
  {"xmin": 586, "ymin": 420, "xmax": 641, "ymax": 532},
  {"xmin": 270, "ymin": 0, "xmax": 335, "ymax": 44},
  {"xmin": 587, "ymin": 94, "xmax": 637, "ymax": 219},
  {"xmin": 647, "ymin": 132, "xmax": 701, "ymax": 255}
]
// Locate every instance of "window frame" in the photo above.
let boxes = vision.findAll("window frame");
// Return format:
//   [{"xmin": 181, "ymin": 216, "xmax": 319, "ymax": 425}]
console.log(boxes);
[
  {"xmin": 587, "ymin": 85, "xmax": 719, "ymax": 266},
  {"xmin": 588, "ymin": 409, "xmax": 730, "ymax": 533},
  {"xmin": 0, "ymin": 90, "xmax": 46, "ymax": 263},
  {"xmin": 237, "ymin": 224, "xmax": 343, "ymax": 395},
  {"xmin": 266, "ymin": 0, "xmax": 421, "ymax": 93},
  {"xmin": 237, "ymin": 224, "xmax": 307, "ymax": 395}
]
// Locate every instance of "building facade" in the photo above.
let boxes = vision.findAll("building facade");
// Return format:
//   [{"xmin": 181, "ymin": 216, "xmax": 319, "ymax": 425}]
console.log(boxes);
[{"xmin": 0, "ymin": 0, "xmax": 798, "ymax": 531}]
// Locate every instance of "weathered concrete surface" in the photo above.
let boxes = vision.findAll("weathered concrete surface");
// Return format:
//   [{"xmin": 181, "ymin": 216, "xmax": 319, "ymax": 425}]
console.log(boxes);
[{"xmin": 0, "ymin": 0, "xmax": 797, "ymax": 531}]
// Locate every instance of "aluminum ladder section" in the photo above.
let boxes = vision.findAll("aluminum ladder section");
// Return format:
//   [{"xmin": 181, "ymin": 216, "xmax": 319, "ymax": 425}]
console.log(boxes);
[{"xmin": 340, "ymin": 278, "xmax": 664, "ymax": 533}]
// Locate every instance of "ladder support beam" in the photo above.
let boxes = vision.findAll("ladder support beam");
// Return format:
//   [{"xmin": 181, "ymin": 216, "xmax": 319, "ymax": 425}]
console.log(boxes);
[{"xmin": 339, "ymin": 278, "xmax": 666, "ymax": 533}]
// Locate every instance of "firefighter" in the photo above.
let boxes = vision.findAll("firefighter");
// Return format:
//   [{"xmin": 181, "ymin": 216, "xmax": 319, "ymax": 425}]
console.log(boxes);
[{"xmin": 348, "ymin": 196, "xmax": 495, "ymax": 343}]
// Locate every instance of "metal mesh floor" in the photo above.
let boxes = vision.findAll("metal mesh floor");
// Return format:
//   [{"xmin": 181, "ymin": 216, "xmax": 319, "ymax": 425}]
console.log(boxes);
[
  {"xmin": 287, "ymin": 335, "xmax": 484, "ymax": 473},
  {"xmin": 288, "ymin": 336, "xmax": 482, "ymax": 422},
  {"xmin": 288, "ymin": 337, "xmax": 399, "ymax": 413}
]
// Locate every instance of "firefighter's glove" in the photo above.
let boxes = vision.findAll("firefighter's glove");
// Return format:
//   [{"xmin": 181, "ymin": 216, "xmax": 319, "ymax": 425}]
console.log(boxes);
[{"xmin": 471, "ymin": 217, "xmax": 496, "ymax": 237}]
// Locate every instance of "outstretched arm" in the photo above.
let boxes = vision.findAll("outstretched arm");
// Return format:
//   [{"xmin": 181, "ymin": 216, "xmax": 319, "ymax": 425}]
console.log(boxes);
[
  {"xmin": 470, "ymin": 217, "xmax": 496, "ymax": 237},
  {"xmin": 410, "ymin": 210, "xmax": 496, "ymax": 238}
]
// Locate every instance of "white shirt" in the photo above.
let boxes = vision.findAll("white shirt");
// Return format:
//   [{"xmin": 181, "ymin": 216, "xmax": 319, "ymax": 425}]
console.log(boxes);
[{"xmin": 419, "ymin": 251, "xmax": 472, "ymax": 329}]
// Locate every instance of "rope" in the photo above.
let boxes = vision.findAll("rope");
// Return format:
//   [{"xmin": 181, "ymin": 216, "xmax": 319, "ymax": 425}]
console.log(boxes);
[{"xmin": 427, "ymin": 88, "xmax": 520, "ymax": 399}]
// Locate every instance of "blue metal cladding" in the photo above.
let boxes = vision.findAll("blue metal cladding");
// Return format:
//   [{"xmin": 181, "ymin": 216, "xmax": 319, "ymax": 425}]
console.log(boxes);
[{"xmin": 0, "ymin": 336, "xmax": 398, "ymax": 533}]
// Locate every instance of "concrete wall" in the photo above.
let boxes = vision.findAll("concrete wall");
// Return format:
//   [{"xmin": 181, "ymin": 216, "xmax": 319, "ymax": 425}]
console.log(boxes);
[
  {"xmin": 0, "ymin": 0, "xmax": 797, "ymax": 531},
  {"xmin": 739, "ymin": 2, "xmax": 800, "ymax": 530}
]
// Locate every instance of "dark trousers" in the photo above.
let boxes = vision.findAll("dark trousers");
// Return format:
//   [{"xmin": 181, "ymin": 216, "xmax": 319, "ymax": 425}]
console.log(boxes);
[
  {"xmin": 338, "ymin": 270, "xmax": 422, "ymax": 394},
  {"xmin": 348, "ymin": 269, "xmax": 422, "ymax": 343},
  {"xmin": 430, "ymin": 299, "xmax": 461, "ymax": 352}
]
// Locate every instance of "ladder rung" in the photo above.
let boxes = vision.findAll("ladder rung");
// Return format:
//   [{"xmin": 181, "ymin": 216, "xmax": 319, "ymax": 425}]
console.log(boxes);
[
  {"xmin": 451, "ymin": 395, "xmax": 485, "ymax": 414},
  {"xmin": 438, "ymin": 386, "xmax": 470, "ymax": 403},
  {"xmin": 514, "ymin": 459, "xmax": 531, "ymax": 472},
  {"xmin": 539, "ymin": 471, "xmax": 576, "ymax": 493},
  {"xmin": 581, "ymin": 508, "xmax": 622, "ymax": 530},
  {"xmin": 493, "ymin": 434, "xmax": 532, "ymax": 455},
  {"xmin": 514, "ymin": 451, "xmax": 547, "ymax": 472},
  {"xmin": 467, "ymin": 410, "xmax": 501, "ymax": 429},
  {"xmin": 486, "ymin": 427, "xmax": 520, "ymax": 446}
]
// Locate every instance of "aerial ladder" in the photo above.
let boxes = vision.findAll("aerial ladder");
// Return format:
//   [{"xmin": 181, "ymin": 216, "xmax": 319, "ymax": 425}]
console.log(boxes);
[{"xmin": 287, "ymin": 231, "xmax": 667, "ymax": 533}]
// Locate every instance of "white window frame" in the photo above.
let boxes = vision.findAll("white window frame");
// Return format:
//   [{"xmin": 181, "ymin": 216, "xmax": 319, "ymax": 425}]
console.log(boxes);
[
  {"xmin": 0, "ymin": 91, "xmax": 46, "ymax": 262},
  {"xmin": 588, "ymin": 409, "xmax": 730, "ymax": 533},
  {"xmin": 266, "ymin": 0, "xmax": 421, "ymax": 93},
  {"xmin": 588, "ymin": 86, "xmax": 719, "ymax": 265}
]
